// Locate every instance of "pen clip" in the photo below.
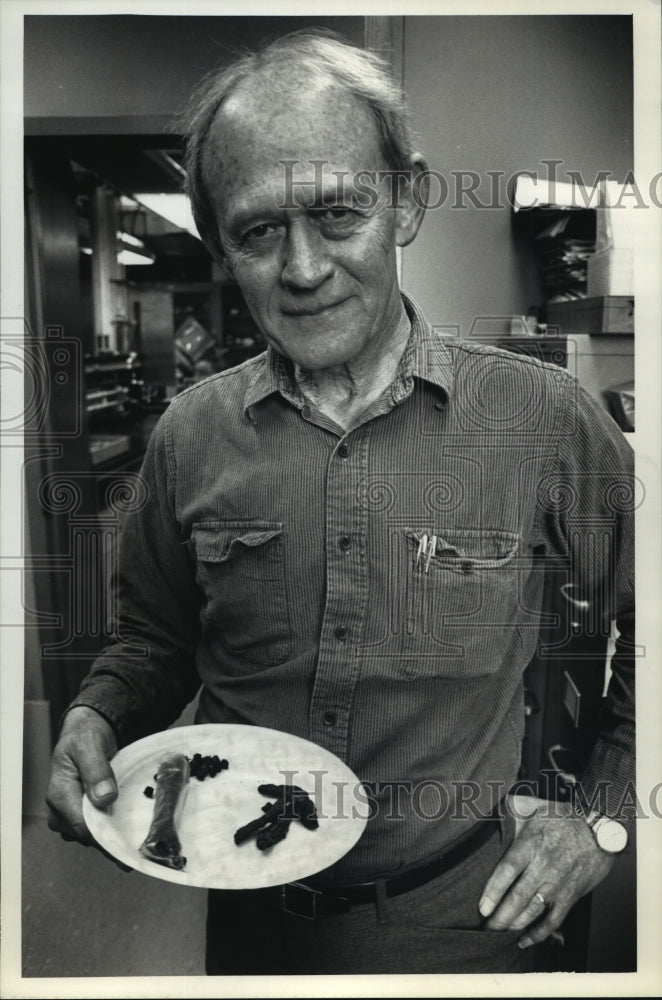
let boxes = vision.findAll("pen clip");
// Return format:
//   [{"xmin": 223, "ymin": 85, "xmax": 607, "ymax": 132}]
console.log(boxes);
[
  {"xmin": 425, "ymin": 534, "xmax": 437, "ymax": 573},
  {"xmin": 416, "ymin": 533, "xmax": 428, "ymax": 569}
]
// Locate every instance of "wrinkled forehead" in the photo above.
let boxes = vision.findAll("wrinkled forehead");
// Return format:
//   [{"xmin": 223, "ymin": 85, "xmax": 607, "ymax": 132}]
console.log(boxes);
[{"xmin": 201, "ymin": 71, "xmax": 387, "ymax": 213}]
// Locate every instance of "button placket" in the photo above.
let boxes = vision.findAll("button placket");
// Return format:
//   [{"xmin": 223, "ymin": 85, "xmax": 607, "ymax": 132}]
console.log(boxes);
[{"xmin": 309, "ymin": 428, "xmax": 368, "ymax": 752}]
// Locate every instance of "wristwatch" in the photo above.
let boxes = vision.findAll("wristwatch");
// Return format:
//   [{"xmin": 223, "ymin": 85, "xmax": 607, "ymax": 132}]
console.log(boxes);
[{"xmin": 584, "ymin": 810, "xmax": 628, "ymax": 854}]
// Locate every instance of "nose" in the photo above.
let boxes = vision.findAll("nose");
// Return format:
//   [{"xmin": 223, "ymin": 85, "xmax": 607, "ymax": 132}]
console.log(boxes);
[{"xmin": 281, "ymin": 218, "xmax": 333, "ymax": 290}]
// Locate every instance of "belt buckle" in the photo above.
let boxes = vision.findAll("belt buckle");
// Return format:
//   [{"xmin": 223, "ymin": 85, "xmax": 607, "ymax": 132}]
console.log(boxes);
[{"xmin": 281, "ymin": 882, "xmax": 321, "ymax": 920}]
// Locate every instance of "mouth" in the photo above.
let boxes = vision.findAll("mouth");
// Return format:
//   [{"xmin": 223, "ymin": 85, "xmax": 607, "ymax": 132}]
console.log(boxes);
[{"xmin": 281, "ymin": 298, "xmax": 349, "ymax": 318}]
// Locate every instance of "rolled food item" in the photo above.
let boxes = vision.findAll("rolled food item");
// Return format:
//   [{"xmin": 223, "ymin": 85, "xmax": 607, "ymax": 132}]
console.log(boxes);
[{"xmin": 139, "ymin": 753, "xmax": 190, "ymax": 870}]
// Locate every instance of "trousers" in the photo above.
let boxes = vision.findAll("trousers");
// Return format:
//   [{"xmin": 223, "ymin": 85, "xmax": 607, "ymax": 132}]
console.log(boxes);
[{"xmin": 205, "ymin": 809, "xmax": 526, "ymax": 976}]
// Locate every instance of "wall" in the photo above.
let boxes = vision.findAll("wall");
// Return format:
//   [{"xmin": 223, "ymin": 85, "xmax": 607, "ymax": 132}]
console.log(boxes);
[
  {"xmin": 25, "ymin": 13, "xmax": 634, "ymax": 339},
  {"xmin": 400, "ymin": 17, "xmax": 636, "ymax": 973},
  {"xmin": 22, "ymin": 13, "xmax": 367, "ymax": 733},
  {"xmin": 24, "ymin": 15, "xmax": 364, "ymax": 133},
  {"xmin": 401, "ymin": 15, "xmax": 633, "ymax": 336}
]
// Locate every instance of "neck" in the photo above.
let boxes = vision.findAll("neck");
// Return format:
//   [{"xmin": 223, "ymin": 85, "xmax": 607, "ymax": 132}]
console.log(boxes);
[{"xmin": 293, "ymin": 303, "xmax": 411, "ymax": 431}]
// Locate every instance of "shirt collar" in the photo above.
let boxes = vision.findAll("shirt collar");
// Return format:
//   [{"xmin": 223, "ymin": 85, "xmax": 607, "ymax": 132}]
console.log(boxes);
[
  {"xmin": 395, "ymin": 293, "xmax": 455, "ymax": 405},
  {"xmin": 243, "ymin": 345, "xmax": 300, "ymax": 420},
  {"xmin": 242, "ymin": 291, "xmax": 456, "ymax": 419}
]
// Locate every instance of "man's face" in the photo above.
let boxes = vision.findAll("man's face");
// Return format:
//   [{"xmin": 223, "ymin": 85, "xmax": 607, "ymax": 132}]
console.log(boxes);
[{"xmin": 202, "ymin": 77, "xmax": 421, "ymax": 371}]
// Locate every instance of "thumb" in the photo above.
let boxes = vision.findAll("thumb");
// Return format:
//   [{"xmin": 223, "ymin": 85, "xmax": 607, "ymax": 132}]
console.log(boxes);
[
  {"xmin": 61, "ymin": 708, "xmax": 119, "ymax": 809},
  {"xmin": 48, "ymin": 708, "xmax": 119, "ymax": 846},
  {"xmin": 81, "ymin": 756, "xmax": 118, "ymax": 809}
]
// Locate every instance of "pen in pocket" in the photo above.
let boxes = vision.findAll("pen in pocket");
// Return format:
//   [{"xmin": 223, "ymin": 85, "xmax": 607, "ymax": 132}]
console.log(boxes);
[{"xmin": 416, "ymin": 533, "xmax": 438, "ymax": 573}]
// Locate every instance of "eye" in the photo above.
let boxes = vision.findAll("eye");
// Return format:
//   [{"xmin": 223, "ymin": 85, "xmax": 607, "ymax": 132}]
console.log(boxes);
[
  {"xmin": 310, "ymin": 206, "xmax": 362, "ymax": 237},
  {"xmin": 242, "ymin": 221, "xmax": 284, "ymax": 245},
  {"xmin": 311, "ymin": 206, "xmax": 354, "ymax": 222}
]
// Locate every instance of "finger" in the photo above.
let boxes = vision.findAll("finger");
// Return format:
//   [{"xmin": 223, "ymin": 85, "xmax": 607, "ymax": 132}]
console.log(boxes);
[
  {"xmin": 46, "ymin": 803, "xmax": 63, "ymax": 833},
  {"xmin": 478, "ymin": 838, "xmax": 533, "ymax": 918},
  {"xmin": 485, "ymin": 872, "xmax": 550, "ymax": 930},
  {"xmin": 518, "ymin": 893, "xmax": 573, "ymax": 949},
  {"xmin": 46, "ymin": 759, "xmax": 115, "ymax": 845},
  {"xmin": 77, "ymin": 754, "xmax": 118, "ymax": 809},
  {"xmin": 48, "ymin": 739, "xmax": 117, "ymax": 827},
  {"xmin": 46, "ymin": 801, "xmax": 95, "ymax": 846},
  {"xmin": 57, "ymin": 709, "xmax": 119, "ymax": 810},
  {"xmin": 47, "ymin": 804, "xmax": 131, "ymax": 870},
  {"xmin": 504, "ymin": 883, "xmax": 555, "ymax": 932}
]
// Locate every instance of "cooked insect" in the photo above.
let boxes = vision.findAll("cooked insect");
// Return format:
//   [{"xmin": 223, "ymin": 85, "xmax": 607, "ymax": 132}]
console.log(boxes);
[
  {"xmin": 259, "ymin": 783, "xmax": 319, "ymax": 830},
  {"xmin": 256, "ymin": 817, "xmax": 291, "ymax": 850},
  {"xmin": 139, "ymin": 753, "xmax": 190, "ymax": 870},
  {"xmin": 234, "ymin": 783, "xmax": 319, "ymax": 851},
  {"xmin": 189, "ymin": 753, "xmax": 228, "ymax": 780}
]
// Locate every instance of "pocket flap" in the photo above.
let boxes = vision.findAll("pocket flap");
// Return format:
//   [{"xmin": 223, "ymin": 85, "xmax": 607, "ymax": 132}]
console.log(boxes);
[
  {"xmin": 192, "ymin": 523, "xmax": 283, "ymax": 563},
  {"xmin": 405, "ymin": 528, "xmax": 519, "ymax": 567}
]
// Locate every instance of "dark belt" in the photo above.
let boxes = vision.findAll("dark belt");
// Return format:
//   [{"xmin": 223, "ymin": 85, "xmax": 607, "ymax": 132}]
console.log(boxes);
[{"xmin": 281, "ymin": 811, "xmax": 501, "ymax": 919}]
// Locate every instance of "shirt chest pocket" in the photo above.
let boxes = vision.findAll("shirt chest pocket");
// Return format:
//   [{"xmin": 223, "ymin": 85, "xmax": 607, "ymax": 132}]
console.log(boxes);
[
  {"xmin": 191, "ymin": 521, "xmax": 291, "ymax": 667},
  {"xmin": 406, "ymin": 528, "xmax": 520, "ymax": 573},
  {"xmin": 399, "ymin": 527, "xmax": 522, "ymax": 675}
]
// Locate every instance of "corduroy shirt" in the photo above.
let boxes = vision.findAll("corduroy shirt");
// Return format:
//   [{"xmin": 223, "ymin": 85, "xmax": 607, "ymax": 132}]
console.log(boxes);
[{"xmin": 72, "ymin": 294, "xmax": 635, "ymax": 881}]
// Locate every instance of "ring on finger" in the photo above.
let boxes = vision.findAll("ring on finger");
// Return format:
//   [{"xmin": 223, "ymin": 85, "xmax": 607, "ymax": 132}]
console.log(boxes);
[{"xmin": 534, "ymin": 890, "xmax": 549, "ymax": 909}]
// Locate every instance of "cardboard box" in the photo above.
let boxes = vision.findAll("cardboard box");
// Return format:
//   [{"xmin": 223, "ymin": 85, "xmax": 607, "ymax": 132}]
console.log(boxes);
[
  {"xmin": 594, "ymin": 182, "xmax": 635, "ymax": 250},
  {"xmin": 587, "ymin": 179, "xmax": 634, "ymax": 296},
  {"xmin": 587, "ymin": 247, "xmax": 634, "ymax": 297},
  {"xmin": 547, "ymin": 296, "xmax": 634, "ymax": 336}
]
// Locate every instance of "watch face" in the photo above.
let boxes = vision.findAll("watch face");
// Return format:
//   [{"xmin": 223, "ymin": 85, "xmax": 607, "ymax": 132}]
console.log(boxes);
[{"xmin": 595, "ymin": 817, "xmax": 628, "ymax": 853}]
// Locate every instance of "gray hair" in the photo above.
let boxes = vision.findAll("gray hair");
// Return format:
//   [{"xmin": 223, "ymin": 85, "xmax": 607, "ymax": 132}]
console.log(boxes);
[{"xmin": 176, "ymin": 28, "xmax": 416, "ymax": 263}]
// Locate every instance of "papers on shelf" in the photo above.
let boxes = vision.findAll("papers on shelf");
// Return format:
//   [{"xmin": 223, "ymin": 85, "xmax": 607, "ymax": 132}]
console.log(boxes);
[
  {"xmin": 513, "ymin": 174, "xmax": 635, "ymax": 298},
  {"xmin": 513, "ymin": 175, "xmax": 634, "ymax": 247}
]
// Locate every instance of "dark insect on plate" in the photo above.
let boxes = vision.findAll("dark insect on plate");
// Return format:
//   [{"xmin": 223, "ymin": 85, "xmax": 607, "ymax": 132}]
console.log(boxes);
[
  {"xmin": 139, "ymin": 754, "xmax": 190, "ymax": 871},
  {"xmin": 188, "ymin": 752, "xmax": 229, "ymax": 781},
  {"xmin": 235, "ymin": 784, "xmax": 319, "ymax": 852}
]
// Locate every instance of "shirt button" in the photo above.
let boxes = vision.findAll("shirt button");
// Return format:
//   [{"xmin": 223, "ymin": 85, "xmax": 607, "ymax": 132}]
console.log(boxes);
[
  {"xmin": 301, "ymin": 405, "xmax": 311, "ymax": 419},
  {"xmin": 338, "ymin": 443, "xmax": 350, "ymax": 458},
  {"xmin": 334, "ymin": 625, "xmax": 348, "ymax": 642},
  {"xmin": 323, "ymin": 710, "xmax": 337, "ymax": 727},
  {"xmin": 461, "ymin": 560, "xmax": 473, "ymax": 574},
  {"xmin": 339, "ymin": 535, "xmax": 351, "ymax": 552}
]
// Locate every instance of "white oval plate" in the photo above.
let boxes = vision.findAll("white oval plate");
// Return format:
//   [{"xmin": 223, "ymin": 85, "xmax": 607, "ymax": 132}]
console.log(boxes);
[{"xmin": 83, "ymin": 723, "xmax": 369, "ymax": 889}]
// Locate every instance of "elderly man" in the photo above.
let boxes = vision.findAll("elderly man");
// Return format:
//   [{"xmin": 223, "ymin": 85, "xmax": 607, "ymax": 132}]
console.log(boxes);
[{"xmin": 47, "ymin": 30, "xmax": 635, "ymax": 975}]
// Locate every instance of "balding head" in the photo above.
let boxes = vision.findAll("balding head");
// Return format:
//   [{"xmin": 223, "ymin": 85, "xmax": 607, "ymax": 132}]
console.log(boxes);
[
  {"xmin": 201, "ymin": 68, "xmax": 390, "ymax": 241},
  {"xmin": 177, "ymin": 29, "xmax": 416, "ymax": 265}
]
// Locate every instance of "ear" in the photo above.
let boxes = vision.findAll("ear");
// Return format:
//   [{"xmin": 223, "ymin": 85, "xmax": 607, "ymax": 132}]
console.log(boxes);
[{"xmin": 395, "ymin": 153, "xmax": 428, "ymax": 248}]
